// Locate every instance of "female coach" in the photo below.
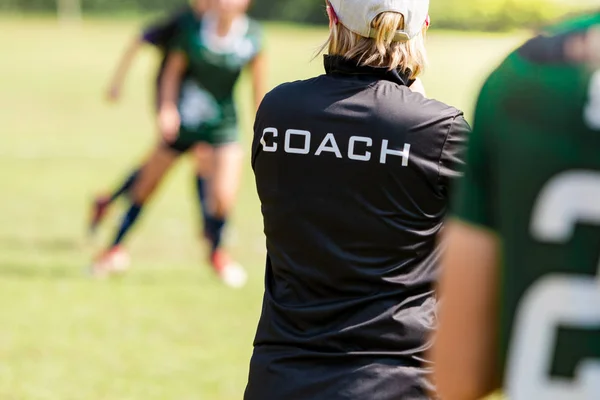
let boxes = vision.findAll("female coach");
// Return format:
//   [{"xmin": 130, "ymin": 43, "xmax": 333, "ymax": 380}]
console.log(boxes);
[{"xmin": 245, "ymin": 0, "xmax": 470, "ymax": 398}]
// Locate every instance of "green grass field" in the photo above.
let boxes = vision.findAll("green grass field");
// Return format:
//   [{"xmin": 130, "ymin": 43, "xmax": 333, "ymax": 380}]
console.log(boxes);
[{"xmin": 0, "ymin": 16, "xmax": 522, "ymax": 399}]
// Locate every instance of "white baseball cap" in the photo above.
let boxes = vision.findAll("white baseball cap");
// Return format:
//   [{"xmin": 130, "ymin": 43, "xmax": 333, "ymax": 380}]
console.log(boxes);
[{"xmin": 328, "ymin": 0, "xmax": 430, "ymax": 42}]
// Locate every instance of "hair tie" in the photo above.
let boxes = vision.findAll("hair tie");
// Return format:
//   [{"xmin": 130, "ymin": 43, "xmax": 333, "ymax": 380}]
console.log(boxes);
[{"xmin": 326, "ymin": 5, "xmax": 339, "ymax": 25}]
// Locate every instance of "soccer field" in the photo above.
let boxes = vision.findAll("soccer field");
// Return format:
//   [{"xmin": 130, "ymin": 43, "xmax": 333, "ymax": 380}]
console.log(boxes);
[{"xmin": 0, "ymin": 16, "xmax": 520, "ymax": 399}]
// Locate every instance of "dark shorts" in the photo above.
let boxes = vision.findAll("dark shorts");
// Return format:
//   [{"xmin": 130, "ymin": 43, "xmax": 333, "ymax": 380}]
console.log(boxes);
[{"xmin": 164, "ymin": 124, "xmax": 239, "ymax": 153}]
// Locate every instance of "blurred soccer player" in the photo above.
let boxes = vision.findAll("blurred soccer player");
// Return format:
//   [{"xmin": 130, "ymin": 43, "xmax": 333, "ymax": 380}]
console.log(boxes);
[
  {"xmin": 433, "ymin": 13, "xmax": 600, "ymax": 400},
  {"xmin": 245, "ymin": 0, "xmax": 470, "ymax": 398},
  {"xmin": 91, "ymin": 0, "xmax": 212, "ymax": 237},
  {"xmin": 92, "ymin": 0, "xmax": 266, "ymax": 288}
]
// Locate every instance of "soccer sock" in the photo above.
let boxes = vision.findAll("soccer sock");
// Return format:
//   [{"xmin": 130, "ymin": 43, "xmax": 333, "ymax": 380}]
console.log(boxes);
[
  {"xmin": 195, "ymin": 175, "xmax": 210, "ymax": 234},
  {"xmin": 205, "ymin": 215, "xmax": 226, "ymax": 253},
  {"xmin": 112, "ymin": 203, "xmax": 143, "ymax": 247},
  {"xmin": 109, "ymin": 169, "xmax": 140, "ymax": 203}
]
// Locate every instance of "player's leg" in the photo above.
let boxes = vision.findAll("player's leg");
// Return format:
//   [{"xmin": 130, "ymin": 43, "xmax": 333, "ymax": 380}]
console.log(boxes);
[
  {"xmin": 90, "ymin": 167, "xmax": 142, "ymax": 235},
  {"xmin": 110, "ymin": 169, "xmax": 141, "ymax": 202},
  {"xmin": 192, "ymin": 143, "xmax": 214, "ymax": 238},
  {"xmin": 91, "ymin": 143, "xmax": 182, "ymax": 277},
  {"xmin": 111, "ymin": 148, "xmax": 176, "ymax": 247},
  {"xmin": 205, "ymin": 139, "xmax": 246, "ymax": 288}
]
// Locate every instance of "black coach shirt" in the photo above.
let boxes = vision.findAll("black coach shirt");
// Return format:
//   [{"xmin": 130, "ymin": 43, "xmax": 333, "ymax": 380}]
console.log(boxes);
[{"xmin": 245, "ymin": 56, "xmax": 470, "ymax": 400}]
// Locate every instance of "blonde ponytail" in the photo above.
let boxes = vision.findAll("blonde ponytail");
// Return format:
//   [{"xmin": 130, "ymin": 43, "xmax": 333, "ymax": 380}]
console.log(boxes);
[{"xmin": 322, "ymin": 11, "xmax": 428, "ymax": 78}]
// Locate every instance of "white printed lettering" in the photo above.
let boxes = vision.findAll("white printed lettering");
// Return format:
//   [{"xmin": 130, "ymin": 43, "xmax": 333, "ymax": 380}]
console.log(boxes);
[
  {"xmin": 315, "ymin": 133, "xmax": 343, "ymax": 158},
  {"xmin": 348, "ymin": 136, "xmax": 372, "ymax": 161},
  {"xmin": 260, "ymin": 127, "xmax": 278, "ymax": 152},
  {"xmin": 380, "ymin": 141, "xmax": 411, "ymax": 166},
  {"xmin": 259, "ymin": 128, "xmax": 411, "ymax": 165},
  {"xmin": 584, "ymin": 70, "xmax": 600, "ymax": 130},
  {"xmin": 284, "ymin": 129, "xmax": 311, "ymax": 154},
  {"xmin": 507, "ymin": 171, "xmax": 600, "ymax": 400}
]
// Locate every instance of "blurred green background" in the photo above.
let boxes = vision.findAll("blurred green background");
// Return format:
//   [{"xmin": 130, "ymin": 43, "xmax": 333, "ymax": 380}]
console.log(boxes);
[
  {"xmin": 0, "ymin": 1, "xmax": 594, "ymax": 399},
  {"xmin": 1, "ymin": 0, "xmax": 595, "ymax": 29}
]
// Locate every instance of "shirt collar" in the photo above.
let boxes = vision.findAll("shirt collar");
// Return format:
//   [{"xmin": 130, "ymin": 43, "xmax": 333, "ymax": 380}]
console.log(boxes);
[
  {"xmin": 324, "ymin": 55, "xmax": 414, "ymax": 87},
  {"xmin": 201, "ymin": 12, "xmax": 249, "ymax": 54}
]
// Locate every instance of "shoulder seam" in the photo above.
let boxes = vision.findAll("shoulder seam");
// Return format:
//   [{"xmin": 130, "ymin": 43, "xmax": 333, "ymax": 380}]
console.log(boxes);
[{"xmin": 437, "ymin": 114, "xmax": 461, "ymax": 188}]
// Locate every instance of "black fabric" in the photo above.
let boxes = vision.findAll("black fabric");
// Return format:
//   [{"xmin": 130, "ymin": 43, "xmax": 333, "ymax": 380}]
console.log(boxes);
[
  {"xmin": 246, "ymin": 55, "xmax": 470, "ymax": 400},
  {"xmin": 161, "ymin": 138, "xmax": 191, "ymax": 154},
  {"xmin": 323, "ymin": 55, "xmax": 415, "ymax": 86},
  {"xmin": 141, "ymin": 6, "xmax": 191, "ymax": 48},
  {"xmin": 140, "ymin": 6, "xmax": 195, "ymax": 103}
]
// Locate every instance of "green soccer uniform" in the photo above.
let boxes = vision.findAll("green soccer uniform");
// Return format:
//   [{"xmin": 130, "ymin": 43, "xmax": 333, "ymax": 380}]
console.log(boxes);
[
  {"xmin": 452, "ymin": 14, "xmax": 600, "ymax": 399},
  {"xmin": 168, "ymin": 13, "xmax": 263, "ymax": 150}
]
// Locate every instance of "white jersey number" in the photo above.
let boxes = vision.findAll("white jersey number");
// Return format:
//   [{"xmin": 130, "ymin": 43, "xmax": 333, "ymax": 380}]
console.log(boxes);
[
  {"xmin": 584, "ymin": 70, "xmax": 600, "ymax": 130},
  {"xmin": 507, "ymin": 171, "xmax": 600, "ymax": 400}
]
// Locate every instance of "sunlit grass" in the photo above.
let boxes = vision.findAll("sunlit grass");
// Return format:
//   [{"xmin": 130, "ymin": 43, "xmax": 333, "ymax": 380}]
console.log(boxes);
[{"xmin": 0, "ymin": 15, "xmax": 523, "ymax": 399}]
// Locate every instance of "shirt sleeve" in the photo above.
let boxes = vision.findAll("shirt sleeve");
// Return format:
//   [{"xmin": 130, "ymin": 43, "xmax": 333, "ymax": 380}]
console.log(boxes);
[
  {"xmin": 256, "ymin": 24, "xmax": 265, "ymax": 55},
  {"xmin": 167, "ymin": 27, "xmax": 188, "ymax": 53},
  {"xmin": 244, "ymin": 20, "xmax": 265, "ymax": 62},
  {"xmin": 450, "ymin": 81, "xmax": 497, "ymax": 230},
  {"xmin": 439, "ymin": 114, "xmax": 471, "ymax": 197},
  {"xmin": 141, "ymin": 8, "xmax": 187, "ymax": 48}
]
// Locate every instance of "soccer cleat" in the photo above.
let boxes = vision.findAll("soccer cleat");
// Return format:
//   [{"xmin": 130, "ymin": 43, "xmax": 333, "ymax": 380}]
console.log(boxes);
[
  {"xmin": 90, "ymin": 246, "xmax": 130, "ymax": 279},
  {"xmin": 210, "ymin": 249, "xmax": 247, "ymax": 289},
  {"xmin": 89, "ymin": 195, "xmax": 111, "ymax": 235}
]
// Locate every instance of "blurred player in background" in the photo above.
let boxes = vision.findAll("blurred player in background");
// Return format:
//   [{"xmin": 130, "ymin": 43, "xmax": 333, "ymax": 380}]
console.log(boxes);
[
  {"xmin": 92, "ymin": 0, "xmax": 266, "ymax": 288},
  {"xmin": 433, "ymin": 13, "xmax": 600, "ymax": 400},
  {"xmin": 91, "ymin": 0, "xmax": 213, "ymax": 241}
]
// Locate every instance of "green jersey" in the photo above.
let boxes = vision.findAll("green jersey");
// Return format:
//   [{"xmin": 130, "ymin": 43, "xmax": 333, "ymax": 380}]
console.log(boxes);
[
  {"xmin": 170, "ymin": 12, "xmax": 263, "ymax": 146},
  {"xmin": 452, "ymin": 14, "xmax": 600, "ymax": 400}
]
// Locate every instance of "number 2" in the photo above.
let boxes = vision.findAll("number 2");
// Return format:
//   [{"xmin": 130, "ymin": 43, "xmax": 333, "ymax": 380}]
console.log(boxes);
[{"xmin": 507, "ymin": 171, "xmax": 600, "ymax": 400}]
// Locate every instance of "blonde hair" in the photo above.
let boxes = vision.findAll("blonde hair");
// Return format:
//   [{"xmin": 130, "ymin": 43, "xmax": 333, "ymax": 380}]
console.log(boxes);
[{"xmin": 322, "ymin": 9, "xmax": 427, "ymax": 78}]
